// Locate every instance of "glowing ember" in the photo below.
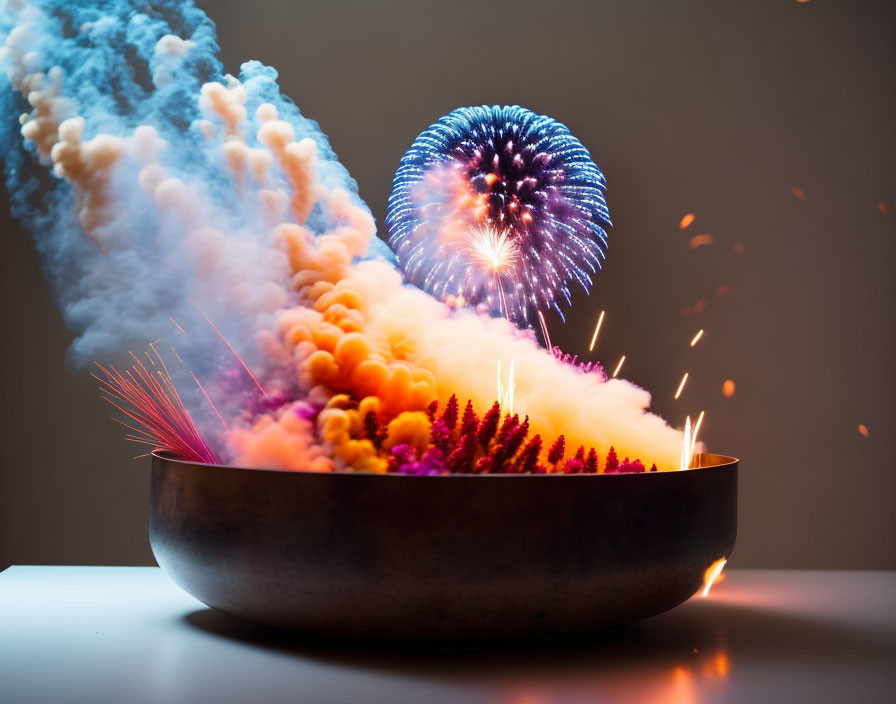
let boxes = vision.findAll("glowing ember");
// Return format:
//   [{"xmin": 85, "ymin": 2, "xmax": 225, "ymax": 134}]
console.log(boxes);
[
  {"xmin": 688, "ymin": 234, "xmax": 715, "ymax": 249},
  {"xmin": 858, "ymin": 424, "xmax": 870, "ymax": 438},
  {"xmin": 790, "ymin": 186, "xmax": 808, "ymax": 202},
  {"xmin": 878, "ymin": 201, "xmax": 889, "ymax": 215},
  {"xmin": 722, "ymin": 379, "xmax": 736, "ymax": 397},
  {"xmin": 674, "ymin": 372, "xmax": 689, "ymax": 400},
  {"xmin": 733, "ymin": 242, "xmax": 744, "ymax": 255},
  {"xmin": 690, "ymin": 329, "xmax": 704, "ymax": 347},
  {"xmin": 679, "ymin": 213, "xmax": 695, "ymax": 229},
  {"xmin": 588, "ymin": 310, "xmax": 605, "ymax": 352},
  {"xmin": 700, "ymin": 558, "xmax": 727, "ymax": 597}
]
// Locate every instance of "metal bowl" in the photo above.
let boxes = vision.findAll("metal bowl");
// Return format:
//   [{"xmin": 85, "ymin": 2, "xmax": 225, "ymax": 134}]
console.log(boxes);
[{"xmin": 149, "ymin": 452, "xmax": 737, "ymax": 636}]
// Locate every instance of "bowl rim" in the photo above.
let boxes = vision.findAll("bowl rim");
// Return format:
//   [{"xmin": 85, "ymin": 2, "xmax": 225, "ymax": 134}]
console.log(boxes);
[{"xmin": 151, "ymin": 450, "xmax": 738, "ymax": 478}]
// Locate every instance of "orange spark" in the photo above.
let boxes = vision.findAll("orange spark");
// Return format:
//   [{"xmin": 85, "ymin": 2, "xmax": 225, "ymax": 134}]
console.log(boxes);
[
  {"xmin": 679, "ymin": 213, "xmax": 695, "ymax": 229},
  {"xmin": 690, "ymin": 329, "xmax": 704, "ymax": 347},
  {"xmin": 700, "ymin": 558, "xmax": 727, "ymax": 597},
  {"xmin": 732, "ymin": 242, "xmax": 744, "ymax": 255},
  {"xmin": 858, "ymin": 424, "xmax": 870, "ymax": 438},
  {"xmin": 878, "ymin": 201, "xmax": 889, "ymax": 215},
  {"xmin": 693, "ymin": 298, "xmax": 708, "ymax": 313},
  {"xmin": 612, "ymin": 355, "xmax": 625, "ymax": 378},
  {"xmin": 674, "ymin": 372, "xmax": 689, "ymax": 399},
  {"xmin": 712, "ymin": 652, "xmax": 730, "ymax": 677},
  {"xmin": 790, "ymin": 186, "xmax": 807, "ymax": 202},
  {"xmin": 169, "ymin": 317, "xmax": 187, "ymax": 337},
  {"xmin": 722, "ymin": 379, "xmax": 736, "ymax": 397},
  {"xmin": 688, "ymin": 234, "xmax": 715, "ymax": 249},
  {"xmin": 588, "ymin": 310, "xmax": 605, "ymax": 352}
]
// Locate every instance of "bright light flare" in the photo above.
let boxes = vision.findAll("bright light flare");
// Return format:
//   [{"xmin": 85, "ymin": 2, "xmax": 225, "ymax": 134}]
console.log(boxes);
[
  {"xmin": 679, "ymin": 213, "xmax": 695, "ymax": 229},
  {"xmin": 588, "ymin": 310, "xmax": 605, "ymax": 352},
  {"xmin": 497, "ymin": 359, "xmax": 516, "ymax": 416},
  {"xmin": 674, "ymin": 372, "xmax": 689, "ymax": 399},
  {"xmin": 464, "ymin": 224, "xmax": 519, "ymax": 274},
  {"xmin": 679, "ymin": 410, "xmax": 704, "ymax": 470},
  {"xmin": 690, "ymin": 329, "xmax": 704, "ymax": 347},
  {"xmin": 700, "ymin": 558, "xmax": 728, "ymax": 597}
]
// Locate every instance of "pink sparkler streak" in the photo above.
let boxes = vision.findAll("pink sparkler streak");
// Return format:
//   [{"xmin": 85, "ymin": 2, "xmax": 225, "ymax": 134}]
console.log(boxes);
[
  {"xmin": 94, "ymin": 351, "xmax": 219, "ymax": 464},
  {"xmin": 191, "ymin": 370, "xmax": 230, "ymax": 433},
  {"xmin": 188, "ymin": 299, "xmax": 267, "ymax": 396}
]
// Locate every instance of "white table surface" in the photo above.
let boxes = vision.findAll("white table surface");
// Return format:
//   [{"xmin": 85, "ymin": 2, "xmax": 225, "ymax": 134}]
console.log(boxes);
[{"xmin": 1, "ymin": 566, "xmax": 894, "ymax": 703}]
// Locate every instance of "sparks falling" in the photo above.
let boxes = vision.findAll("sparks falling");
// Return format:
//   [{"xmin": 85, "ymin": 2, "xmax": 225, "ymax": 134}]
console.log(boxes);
[
  {"xmin": 612, "ymin": 355, "xmax": 626, "ymax": 378},
  {"xmin": 589, "ymin": 310, "xmax": 605, "ymax": 352}
]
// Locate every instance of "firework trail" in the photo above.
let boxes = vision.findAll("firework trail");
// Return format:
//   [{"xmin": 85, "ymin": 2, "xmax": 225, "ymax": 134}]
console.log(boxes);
[{"xmin": 386, "ymin": 105, "xmax": 611, "ymax": 326}]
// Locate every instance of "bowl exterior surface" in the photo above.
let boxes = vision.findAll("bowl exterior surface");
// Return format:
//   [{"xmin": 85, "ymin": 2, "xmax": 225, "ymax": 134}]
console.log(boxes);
[{"xmin": 149, "ymin": 454, "xmax": 737, "ymax": 636}]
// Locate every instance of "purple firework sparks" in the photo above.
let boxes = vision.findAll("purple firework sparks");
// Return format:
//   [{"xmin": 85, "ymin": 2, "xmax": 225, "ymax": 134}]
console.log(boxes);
[{"xmin": 386, "ymin": 105, "xmax": 611, "ymax": 328}]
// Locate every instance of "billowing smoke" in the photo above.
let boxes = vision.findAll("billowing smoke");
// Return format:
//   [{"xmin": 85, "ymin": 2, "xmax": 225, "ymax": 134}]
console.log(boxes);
[{"xmin": 1, "ymin": 0, "xmax": 685, "ymax": 471}]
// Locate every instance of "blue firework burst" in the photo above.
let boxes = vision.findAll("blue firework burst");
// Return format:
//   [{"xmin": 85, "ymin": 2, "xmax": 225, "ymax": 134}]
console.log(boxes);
[{"xmin": 386, "ymin": 105, "xmax": 611, "ymax": 326}]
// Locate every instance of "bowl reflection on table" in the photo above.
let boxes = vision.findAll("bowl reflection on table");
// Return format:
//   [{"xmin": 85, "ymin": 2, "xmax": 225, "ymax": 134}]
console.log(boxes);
[{"xmin": 149, "ymin": 451, "xmax": 737, "ymax": 637}]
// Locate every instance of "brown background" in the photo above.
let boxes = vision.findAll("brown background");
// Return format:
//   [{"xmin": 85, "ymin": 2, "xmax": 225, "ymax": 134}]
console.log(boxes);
[{"xmin": 1, "ymin": 0, "xmax": 894, "ymax": 571}]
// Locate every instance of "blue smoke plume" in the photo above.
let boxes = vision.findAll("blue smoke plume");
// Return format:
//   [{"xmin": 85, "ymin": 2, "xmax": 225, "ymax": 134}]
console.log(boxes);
[{"xmin": 0, "ymin": 0, "xmax": 387, "ymax": 365}]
